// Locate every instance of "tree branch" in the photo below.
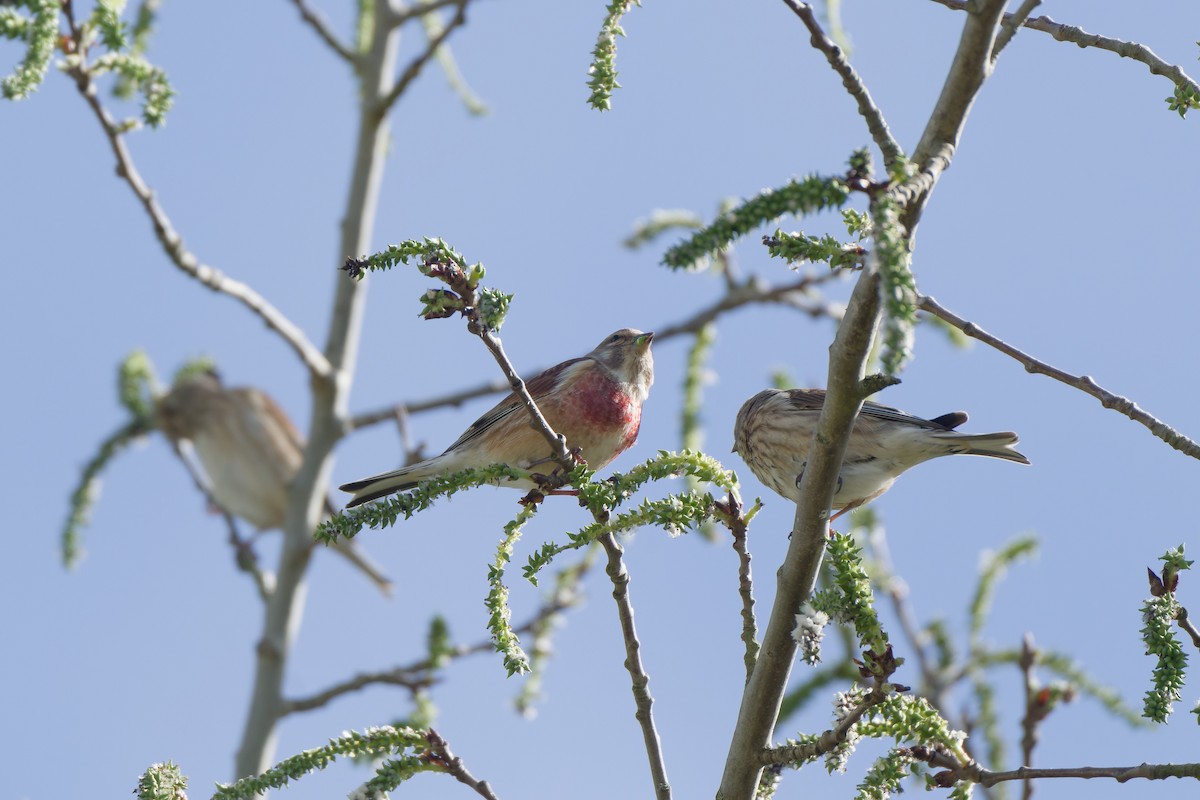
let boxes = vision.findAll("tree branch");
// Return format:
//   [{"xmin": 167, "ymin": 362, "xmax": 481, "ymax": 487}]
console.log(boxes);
[
  {"xmin": 1018, "ymin": 633, "xmax": 1038, "ymax": 800},
  {"xmin": 718, "ymin": 257, "xmax": 885, "ymax": 799},
  {"xmin": 280, "ymin": 582, "xmax": 582, "ymax": 715},
  {"xmin": 780, "ymin": 0, "xmax": 905, "ymax": 170},
  {"xmin": 918, "ymin": 293, "xmax": 1200, "ymax": 461},
  {"xmin": 169, "ymin": 440, "xmax": 274, "ymax": 601},
  {"xmin": 63, "ymin": 62, "xmax": 334, "ymax": 383},
  {"xmin": 375, "ymin": 0, "xmax": 469, "ymax": 119},
  {"xmin": 287, "ymin": 0, "xmax": 358, "ymax": 65},
  {"xmin": 759, "ymin": 678, "xmax": 892, "ymax": 765},
  {"xmin": 599, "ymin": 532, "xmax": 673, "ymax": 800},
  {"xmin": 425, "ymin": 729, "xmax": 502, "ymax": 800},
  {"xmin": 932, "ymin": 0, "xmax": 1200, "ymax": 102},
  {"xmin": 727, "ymin": 495, "xmax": 760, "ymax": 682},
  {"xmin": 911, "ymin": 745, "xmax": 1200, "ymax": 786},
  {"xmin": 899, "ymin": 0, "xmax": 1009, "ymax": 235},
  {"xmin": 235, "ymin": 0, "xmax": 399, "ymax": 779},
  {"xmin": 991, "ymin": 0, "xmax": 1040, "ymax": 59},
  {"xmin": 388, "ymin": 0, "xmax": 469, "ymax": 27}
]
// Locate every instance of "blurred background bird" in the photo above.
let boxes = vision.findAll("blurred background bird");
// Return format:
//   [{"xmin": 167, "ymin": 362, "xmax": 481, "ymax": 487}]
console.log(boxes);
[
  {"xmin": 157, "ymin": 371, "xmax": 394, "ymax": 595},
  {"xmin": 733, "ymin": 388, "xmax": 1029, "ymax": 519},
  {"xmin": 341, "ymin": 328, "xmax": 655, "ymax": 508}
]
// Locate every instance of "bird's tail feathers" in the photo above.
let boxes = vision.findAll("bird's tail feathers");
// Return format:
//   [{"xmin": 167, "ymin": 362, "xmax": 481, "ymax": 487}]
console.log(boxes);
[
  {"xmin": 339, "ymin": 452, "xmax": 475, "ymax": 509},
  {"xmin": 939, "ymin": 431, "xmax": 1030, "ymax": 465}
]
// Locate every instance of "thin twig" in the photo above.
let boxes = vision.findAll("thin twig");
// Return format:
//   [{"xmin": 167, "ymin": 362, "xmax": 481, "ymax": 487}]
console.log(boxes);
[
  {"xmin": 168, "ymin": 440, "xmax": 273, "ymax": 600},
  {"xmin": 376, "ymin": 0, "xmax": 469, "ymax": 118},
  {"xmin": 918, "ymin": 294, "xmax": 1200, "ymax": 461},
  {"xmin": 599, "ymin": 533, "xmax": 673, "ymax": 800},
  {"xmin": 1018, "ymin": 633, "xmax": 1038, "ymax": 800},
  {"xmin": 425, "ymin": 729, "xmax": 502, "ymax": 800},
  {"xmin": 345, "ymin": 378, "xmax": 511, "ymax": 433},
  {"xmin": 288, "ymin": 0, "xmax": 358, "ymax": 65},
  {"xmin": 931, "ymin": 0, "xmax": 1200, "ymax": 101},
  {"xmin": 724, "ymin": 492, "xmax": 760, "ymax": 682},
  {"xmin": 1175, "ymin": 606, "xmax": 1200, "ymax": 650},
  {"xmin": 780, "ymin": 0, "xmax": 905, "ymax": 170},
  {"xmin": 760, "ymin": 678, "xmax": 892, "ymax": 765},
  {"xmin": 388, "ymin": 0, "xmax": 467, "ymax": 26},
  {"xmin": 868, "ymin": 526, "xmax": 940, "ymax": 703},
  {"xmin": 991, "ymin": 0, "xmax": 1040, "ymax": 59},
  {"xmin": 655, "ymin": 273, "xmax": 843, "ymax": 339},
  {"xmin": 280, "ymin": 584, "xmax": 581, "ymax": 714},
  {"xmin": 474, "ymin": 330, "xmax": 573, "ymax": 464},
  {"xmin": 911, "ymin": 745, "xmax": 1200, "ymax": 786},
  {"xmin": 62, "ymin": 65, "xmax": 333, "ymax": 383},
  {"xmin": 900, "ymin": 0, "xmax": 1009, "ymax": 235}
]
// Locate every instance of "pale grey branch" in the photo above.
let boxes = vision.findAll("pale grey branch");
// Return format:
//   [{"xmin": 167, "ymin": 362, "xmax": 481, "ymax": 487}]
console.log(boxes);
[
  {"xmin": 918, "ymin": 294, "xmax": 1200, "ymax": 462},
  {"xmin": 780, "ymin": 0, "xmax": 905, "ymax": 169},
  {"xmin": 900, "ymin": 0, "xmax": 1009, "ymax": 235},
  {"xmin": 992, "ymin": 0, "xmax": 1040, "ymax": 59},
  {"xmin": 914, "ymin": 746, "xmax": 1200, "ymax": 786},
  {"xmin": 64, "ymin": 65, "xmax": 333, "ymax": 383},
  {"xmin": 288, "ymin": 0, "xmax": 358, "ymax": 65},
  {"xmin": 280, "ymin": 584, "xmax": 582, "ymax": 715},
  {"xmin": 377, "ymin": 0, "xmax": 469, "ymax": 118},
  {"xmin": 932, "ymin": 0, "xmax": 1200, "ymax": 101}
]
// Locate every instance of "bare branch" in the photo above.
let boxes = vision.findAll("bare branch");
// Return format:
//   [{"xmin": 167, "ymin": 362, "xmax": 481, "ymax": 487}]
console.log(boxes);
[
  {"xmin": 1176, "ymin": 606, "xmax": 1200, "ymax": 651},
  {"xmin": 345, "ymin": 378, "xmax": 511, "ymax": 434},
  {"xmin": 899, "ymin": 0, "xmax": 1009, "ymax": 235},
  {"xmin": 912, "ymin": 745, "xmax": 1200, "ymax": 786},
  {"xmin": 991, "ymin": 0, "xmax": 1040, "ymax": 59},
  {"xmin": 280, "ymin": 582, "xmax": 582, "ymax": 714},
  {"xmin": 387, "ymin": 0, "xmax": 467, "ymax": 27},
  {"xmin": 168, "ymin": 440, "xmax": 274, "ymax": 601},
  {"xmin": 376, "ymin": 0, "xmax": 469, "ymax": 119},
  {"xmin": 780, "ymin": 0, "xmax": 905, "ymax": 170},
  {"xmin": 599, "ymin": 533, "xmax": 673, "ymax": 800},
  {"xmin": 62, "ymin": 65, "xmax": 334, "ymax": 383},
  {"xmin": 1018, "ymin": 633, "xmax": 1038, "ymax": 800},
  {"xmin": 287, "ymin": 0, "xmax": 358, "ymax": 65},
  {"xmin": 918, "ymin": 294, "xmax": 1200, "ymax": 462},
  {"xmin": 425, "ymin": 729, "xmax": 502, "ymax": 800},
  {"xmin": 932, "ymin": 0, "xmax": 1200, "ymax": 102},
  {"xmin": 655, "ymin": 273, "xmax": 844, "ymax": 339}
]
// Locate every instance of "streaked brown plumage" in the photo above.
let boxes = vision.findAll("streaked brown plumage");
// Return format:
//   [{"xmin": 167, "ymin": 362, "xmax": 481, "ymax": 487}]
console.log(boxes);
[
  {"xmin": 341, "ymin": 329, "xmax": 655, "ymax": 508},
  {"xmin": 157, "ymin": 372, "xmax": 394, "ymax": 595},
  {"xmin": 733, "ymin": 388, "xmax": 1029, "ymax": 518}
]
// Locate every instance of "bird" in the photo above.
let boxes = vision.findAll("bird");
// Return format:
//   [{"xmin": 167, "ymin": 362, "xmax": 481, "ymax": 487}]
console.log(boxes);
[
  {"xmin": 156, "ymin": 371, "xmax": 395, "ymax": 595},
  {"xmin": 732, "ymin": 388, "xmax": 1029, "ymax": 519},
  {"xmin": 340, "ymin": 328, "xmax": 655, "ymax": 508}
]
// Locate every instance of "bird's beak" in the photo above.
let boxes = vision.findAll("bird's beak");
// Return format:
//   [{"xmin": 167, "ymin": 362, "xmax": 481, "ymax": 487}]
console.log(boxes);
[{"xmin": 637, "ymin": 332, "xmax": 654, "ymax": 349}]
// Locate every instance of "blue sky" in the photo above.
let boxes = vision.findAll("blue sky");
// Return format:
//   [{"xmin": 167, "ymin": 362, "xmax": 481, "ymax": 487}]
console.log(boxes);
[{"xmin": 4, "ymin": 2, "xmax": 1200, "ymax": 799}]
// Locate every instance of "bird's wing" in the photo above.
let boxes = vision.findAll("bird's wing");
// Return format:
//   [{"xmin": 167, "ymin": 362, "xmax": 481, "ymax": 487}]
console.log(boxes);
[
  {"xmin": 442, "ymin": 357, "xmax": 591, "ymax": 453},
  {"xmin": 784, "ymin": 389, "xmax": 959, "ymax": 431},
  {"xmin": 239, "ymin": 389, "xmax": 305, "ymax": 478}
]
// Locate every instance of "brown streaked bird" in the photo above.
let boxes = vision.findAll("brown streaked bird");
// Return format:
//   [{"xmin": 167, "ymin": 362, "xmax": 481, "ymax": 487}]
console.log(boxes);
[
  {"xmin": 156, "ymin": 371, "xmax": 394, "ymax": 595},
  {"xmin": 733, "ymin": 388, "xmax": 1029, "ymax": 519},
  {"xmin": 341, "ymin": 329, "xmax": 655, "ymax": 508}
]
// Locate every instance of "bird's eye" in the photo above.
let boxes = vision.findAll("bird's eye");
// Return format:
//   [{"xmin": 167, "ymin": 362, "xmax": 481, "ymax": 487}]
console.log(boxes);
[{"xmin": 609, "ymin": 334, "xmax": 621, "ymax": 343}]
